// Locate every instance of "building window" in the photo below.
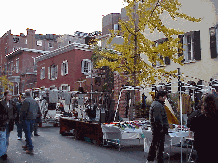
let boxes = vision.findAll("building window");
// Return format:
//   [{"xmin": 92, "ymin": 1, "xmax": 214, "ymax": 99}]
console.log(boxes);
[
  {"xmin": 183, "ymin": 31, "xmax": 201, "ymax": 62},
  {"xmin": 40, "ymin": 67, "xmax": 45, "ymax": 80},
  {"xmin": 68, "ymin": 41, "xmax": 71, "ymax": 44},
  {"xmin": 16, "ymin": 59, "xmax": 19, "ymax": 73},
  {"xmin": 13, "ymin": 37, "xmax": 19, "ymax": 43},
  {"xmin": 11, "ymin": 61, "xmax": 14, "ymax": 73},
  {"xmin": 81, "ymin": 59, "xmax": 92, "ymax": 74},
  {"xmin": 48, "ymin": 42, "xmax": 53, "ymax": 48},
  {"xmin": 210, "ymin": 26, "xmax": 218, "ymax": 58},
  {"xmin": 8, "ymin": 62, "xmax": 11, "ymax": 75},
  {"xmin": 61, "ymin": 60, "xmax": 68, "ymax": 76},
  {"xmin": 61, "ymin": 84, "xmax": 70, "ymax": 91},
  {"xmin": 36, "ymin": 40, "xmax": 42, "ymax": 46},
  {"xmin": 25, "ymin": 39, "xmax": 27, "ymax": 44},
  {"xmin": 155, "ymin": 39, "xmax": 170, "ymax": 67},
  {"xmin": 48, "ymin": 65, "xmax": 58, "ymax": 80}
]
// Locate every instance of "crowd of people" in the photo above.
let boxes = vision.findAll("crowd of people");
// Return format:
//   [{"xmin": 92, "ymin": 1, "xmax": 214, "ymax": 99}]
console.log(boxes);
[
  {"xmin": 147, "ymin": 90, "xmax": 218, "ymax": 163},
  {"xmin": 0, "ymin": 90, "xmax": 41, "ymax": 160}
]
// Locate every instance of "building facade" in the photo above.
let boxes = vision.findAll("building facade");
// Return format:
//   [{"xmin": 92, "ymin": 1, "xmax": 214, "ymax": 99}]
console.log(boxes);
[{"xmin": 5, "ymin": 48, "xmax": 47, "ymax": 96}]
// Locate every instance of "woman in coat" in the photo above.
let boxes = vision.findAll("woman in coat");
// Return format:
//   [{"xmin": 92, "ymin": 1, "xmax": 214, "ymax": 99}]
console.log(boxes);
[
  {"xmin": 0, "ymin": 97, "xmax": 9, "ymax": 160},
  {"xmin": 189, "ymin": 93, "xmax": 218, "ymax": 163},
  {"xmin": 1, "ymin": 91, "xmax": 17, "ymax": 147}
]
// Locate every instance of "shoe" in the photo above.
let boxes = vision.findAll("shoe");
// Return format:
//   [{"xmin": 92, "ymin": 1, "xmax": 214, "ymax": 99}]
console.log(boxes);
[
  {"xmin": 17, "ymin": 137, "xmax": 22, "ymax": 140},
  {"xmin": 146, "ymin": 161, "xmax": 155, "ymax": 163},
  {"xmin": 22, "ymin": 145, "xmax": 27, "ymax": 149},
  {"xmin": 26, "ymin": 150, "xmax": 34, "ymax": 155},
  {"xmin": 1, "ymin": 154, "xmax": 7, "ymax": 160},
  {"xmin": 34, "ymin": 134, "xmax": 40, "ymax": 136}
]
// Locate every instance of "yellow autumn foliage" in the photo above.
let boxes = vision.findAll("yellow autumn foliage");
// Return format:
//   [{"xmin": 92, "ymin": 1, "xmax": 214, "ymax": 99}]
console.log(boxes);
[{"xmin": 95, "ymin": 0, "xmax": 202, "ymax": 86}]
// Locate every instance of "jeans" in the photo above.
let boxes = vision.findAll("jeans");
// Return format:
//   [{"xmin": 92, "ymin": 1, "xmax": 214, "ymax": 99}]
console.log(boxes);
[
  {"xmin": 0, "ymin": 130, "xmax": 7, "ymax": 157},
  {"xmin": 23, "ymin": 120, "xmax": 35, "ymax": 151},
  {"xmin": 6, "ymin": 123, "xmax": 10, "ymax": 147},
  {"xmin": 33, "ymin": 123, "xmax": 38, "ymax": 135},
  {"xmin": 147, "ymin": 131, "xmax": 165, "ymax": 163},
  {"xmin": 16, "ymin": 122, "xmax": 23, "ymax": 138}
]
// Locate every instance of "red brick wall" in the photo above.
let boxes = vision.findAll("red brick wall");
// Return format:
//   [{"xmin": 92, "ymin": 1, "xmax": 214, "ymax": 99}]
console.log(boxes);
[{"xmin": 36, "ymin": 49, "xmax": 93, "ymax": 92}]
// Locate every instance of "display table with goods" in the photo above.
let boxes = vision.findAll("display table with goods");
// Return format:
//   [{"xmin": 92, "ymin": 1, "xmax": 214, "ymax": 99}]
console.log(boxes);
[
  {"xmin": 101, "ymin": 121, "xmax": 191, "ymax": 153},
  {"xmin": 59, "ymin": 117, "xmax": 103, "ymax": 145}
]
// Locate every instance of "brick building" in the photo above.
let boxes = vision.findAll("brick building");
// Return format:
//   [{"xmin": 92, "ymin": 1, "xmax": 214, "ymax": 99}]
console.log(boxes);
[
  {"xmin": 35, "ymin": 43, "xmax": 95, "ymax": 92},
  {"xmin": 5, "ymin": 48, "xmax": 47, "ymax": 96},
  {"xmin": 0, "ymin": 28, "xmax": 60, "ymax": 75}
]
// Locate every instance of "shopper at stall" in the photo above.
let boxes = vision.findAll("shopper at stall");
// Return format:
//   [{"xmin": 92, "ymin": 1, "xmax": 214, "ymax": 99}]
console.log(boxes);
[
  {"xmin": 147, "ymin": 91, "xmax": 169, "ymax": 163},
  {"xmin": 20, "ymin": 90, "xmax": 40, "ymax": 155},
  {"xmin": 0, "ymin": 98, "xmax": 9, "ymax": 160},
  {"xmin": 1, "ymin": 91, "xmax": 17, "ymax": 148},
  {"xmin": 15, "ymin": 95, "xmax": 25, "ymax": 140},
  {"xmin": 189, "ymin": 93, "xmax": 218, "ymax": 163}
]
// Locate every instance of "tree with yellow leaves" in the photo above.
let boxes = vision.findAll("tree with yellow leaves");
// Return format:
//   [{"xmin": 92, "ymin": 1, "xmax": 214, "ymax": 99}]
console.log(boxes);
[
  {"xmin": 95, "ymin": 0, "xmax": 201, "ymax": 86},
  {"xmin": 0, "ymin": 75, "xmax": 14, "ymax": 94}
]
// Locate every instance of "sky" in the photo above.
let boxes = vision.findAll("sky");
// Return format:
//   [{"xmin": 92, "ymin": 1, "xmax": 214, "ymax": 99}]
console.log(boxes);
[{"xmin": 0, "ymin": 0, "xmax": 126, "ymax": 36}]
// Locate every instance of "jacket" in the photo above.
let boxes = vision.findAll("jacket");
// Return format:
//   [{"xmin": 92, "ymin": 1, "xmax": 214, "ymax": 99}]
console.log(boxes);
[
  {"xmin": 149, "ymin": 100, "xmax": 169, "ymax": 133},
  {"xmin": 15, "ymin": 102, "xmax": 22, "ymax": 122},
  {"xmin": 20, "ymin": 96, "xmax": 41, "ymax": 121},
  {"xmin": 189, "ymin": 113, "xmax": 218, "ymax": 160},
  {"xmin": 0, "ymin": 101, "xmax": 8, "ymax": 130}
]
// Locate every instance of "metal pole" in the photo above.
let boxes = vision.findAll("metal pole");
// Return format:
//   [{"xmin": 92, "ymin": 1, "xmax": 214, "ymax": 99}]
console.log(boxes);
[
  {"xmin": 91, "ymin": 61, "xmax": 93, "ymax": 108},
  {"xmin": 178, "ymin": 68, "xmax": 183, "ymax": 163}
]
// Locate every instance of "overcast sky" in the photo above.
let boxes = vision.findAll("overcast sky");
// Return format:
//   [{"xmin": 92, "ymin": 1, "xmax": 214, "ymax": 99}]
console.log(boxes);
[{"xmin": 0, "ymin": 0, "xmax": 126, "ymax": 36}]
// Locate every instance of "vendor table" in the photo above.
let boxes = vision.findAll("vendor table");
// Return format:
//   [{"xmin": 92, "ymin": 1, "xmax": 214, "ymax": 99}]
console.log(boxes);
[{"xmin": 60, "ymin": 117, "xmax": 103, "ymax": 145}]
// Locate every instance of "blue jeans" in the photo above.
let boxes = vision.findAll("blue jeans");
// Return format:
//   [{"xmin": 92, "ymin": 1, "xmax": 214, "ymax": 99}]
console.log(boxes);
[
  {"xmin": 23, "ymin": 120, "xmax": 35, "ymax": 151},
  {"xmin": 0, "ymin": 130, "xmax": 7, "ymax": 157},
  {"xmin": 6, "ymin": 124, "xmax": 10, "ymax": 147},
  {"xmin": 16, "ymin": 122, "xmax": 23, "ymax": 138}
]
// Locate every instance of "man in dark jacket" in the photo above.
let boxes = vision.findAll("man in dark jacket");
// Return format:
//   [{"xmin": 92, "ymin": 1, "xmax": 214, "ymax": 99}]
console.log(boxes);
[
  {"xmin": 147, "ymin": 91, "xmax": 169, "ymax": 163},
  {"xmin": 20, "ymin": 91, "xmax": 40, "ymax": 155},
  {"xmin": 0, "ymin": 100, "xmax": 9, "ymax": 160}
]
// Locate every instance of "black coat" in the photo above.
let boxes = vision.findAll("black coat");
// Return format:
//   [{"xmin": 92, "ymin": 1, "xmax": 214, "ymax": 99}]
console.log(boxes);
[
  {"xmin": 189, "ymin": 113, "xmax": 218, "ymax": 161},
  {"xmin": 0, "ymin": 101, "xmax": 8, "ymax": 129},
  {"xmin": 1, "ymin": 99, "xmax": 17, "ymax": 132}
]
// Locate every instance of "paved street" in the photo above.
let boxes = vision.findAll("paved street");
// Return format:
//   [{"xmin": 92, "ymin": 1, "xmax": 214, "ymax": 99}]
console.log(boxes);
[{"xmin": 1, "ymin": 124, "xmax": 196, "ymax": 163}]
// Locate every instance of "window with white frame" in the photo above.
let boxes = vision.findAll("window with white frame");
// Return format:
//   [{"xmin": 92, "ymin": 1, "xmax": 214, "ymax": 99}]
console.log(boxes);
[
  {"xmin": 25, "ymin": 39, "xmax": 27, "ymax": 44},
  {"xmin": 11, "ymin": 61, "xmax": 14, "ymax": 73},
  {"xmin": 8, "ymin": 62, "xmax": 11, "ymax": 75},
  {"xmin": 61, "ymin": 60, "xmax": 68, "ymax": 76},
  {"xmin": 48, "ymin": 64, "xmax": 58, "ymax": 80},
  {"xmin": 36, "ymin": 40, "xmax": 42, "ymax": 46},
  {"xmin": 61, "ymin": 84, "xmax": 70, "ymax": 91},
  {"xmin": 81, "ymin": 59, "xmax": 92, "ymax": 74},
  {"xmin": 40, "ymin": 67, "xmax": 45, "ymax": 80},
  {"xmin": 33, "ymin": 58, "xmax": 37, "ymax": 72},
  {"xmin": 16, "ymin": 59, "xmax": 19, "ymax": 73},
  {"xmin": 183, "ymin": 31, "xmax": 201, "ymax": 62}
]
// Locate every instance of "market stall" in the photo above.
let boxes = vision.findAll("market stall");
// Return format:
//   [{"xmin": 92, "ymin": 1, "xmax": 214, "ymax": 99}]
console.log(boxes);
[{"xmin": 59, "ymin": 117, "xmax": 103, "ymax": 145}]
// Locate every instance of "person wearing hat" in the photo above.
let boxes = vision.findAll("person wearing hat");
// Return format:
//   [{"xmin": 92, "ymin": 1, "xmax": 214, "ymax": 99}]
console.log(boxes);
[
  {"xmin": 15, "ymin": 95, "xmax": 25, "ymax": 140},
  {"xmin": 147, "ymin": 90, "xmax": 169, "ymax": 163}
]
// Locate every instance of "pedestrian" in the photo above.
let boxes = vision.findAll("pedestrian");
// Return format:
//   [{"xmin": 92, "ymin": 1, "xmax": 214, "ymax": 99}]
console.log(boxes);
[
  {"xmin": 0, "ymin": 99, "xmax": 9, "ymax": 160},
  {"xmin": 15, "ymin": 95, "xmax": 25, "ymax": 140},
  {"xmin": 20, "ymin": 90, "xmax": 40, "ymax": 155},
  {"xmin": 1, "ymin": 91, "xmax": 17, "ymax": 148},
  {"xmin": 147, "ymin": 90, "xmax": 169, "ymax": 163},
  {"xmin": 32, "ymin": 101, "xmax": 42, "ymax": 136},
  {"xmin": 189, "ymin": 93, "xmax": 218, "ymax": 163}
]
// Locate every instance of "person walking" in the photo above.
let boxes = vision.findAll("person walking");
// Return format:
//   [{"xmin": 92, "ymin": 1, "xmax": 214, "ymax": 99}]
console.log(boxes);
[
  {"xmin": 0, "ymin": 99, "xmax": 9, "ymax": 160},
  {"xmin": 189, "ymin": 94, "xmax": 218, "ymax": 163},
  {"xmin": 147, "ymin": 91, "xmax": 169, "ymax": 163},
  {"xmin": 1, "ymin": 91, "xmax": 17, "ymax": 148},
  {"xmin": 20, "ymin": 90, "xmax": 40, "ymax": 155},
  {"xmin": 32, "ymin": 101, "xmax": 42, "ymax": 136},
  {"xmin": 15, "ymin": 95, "xmax": 25, "ymax": 140}
]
